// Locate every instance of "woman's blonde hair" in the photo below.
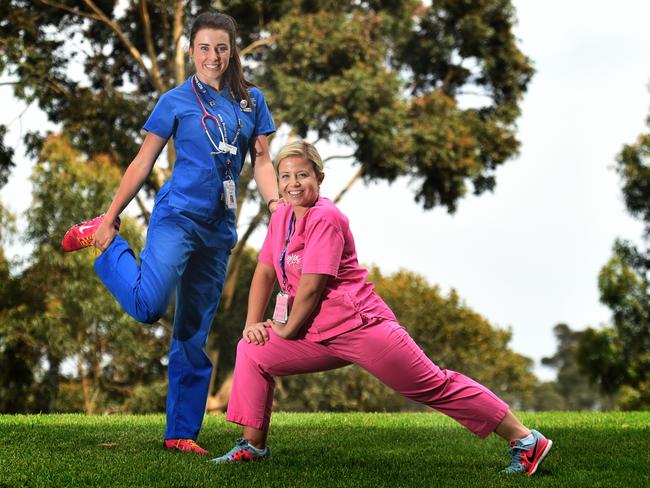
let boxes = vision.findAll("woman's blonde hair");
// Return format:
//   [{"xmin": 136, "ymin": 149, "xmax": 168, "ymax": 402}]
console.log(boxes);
[{"xmin": 274, "ymin": 140, "xmax": 324, "ymax": 179}]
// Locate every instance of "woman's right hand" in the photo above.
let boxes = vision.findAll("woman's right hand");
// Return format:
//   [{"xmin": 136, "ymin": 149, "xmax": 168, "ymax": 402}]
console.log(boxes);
[
  {"xmin": 93, "ymin": 219, "xmax": 118, "ymax": 252},
  {"xmin": 243, "ymin": 322, "xmax": 271, "ymax": 345}
]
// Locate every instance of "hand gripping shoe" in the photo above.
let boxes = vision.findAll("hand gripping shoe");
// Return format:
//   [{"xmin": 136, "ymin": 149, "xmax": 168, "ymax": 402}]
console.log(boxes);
[{"xmin": 61, "ymin": 214, "xmax": 120, "ymax": 252}]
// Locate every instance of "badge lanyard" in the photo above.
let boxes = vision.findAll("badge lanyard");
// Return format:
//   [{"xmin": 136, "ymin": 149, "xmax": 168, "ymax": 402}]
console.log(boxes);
[
  {"xmin": 273, "ymin": 213, "xmax": 296, "ymax": 323},
  {"xmin": 191, "ymin": 75, "xmax": 242, "ymax": 210},
  {"xmin": 279, "ymin": 213, "xmax": 296, "ymax": 293}
]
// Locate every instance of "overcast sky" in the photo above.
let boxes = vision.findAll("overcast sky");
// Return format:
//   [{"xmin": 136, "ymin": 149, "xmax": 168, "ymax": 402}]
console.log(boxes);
[{"xmin": 2, "ymin": 1, "xmax": 649, "ymax": 381}]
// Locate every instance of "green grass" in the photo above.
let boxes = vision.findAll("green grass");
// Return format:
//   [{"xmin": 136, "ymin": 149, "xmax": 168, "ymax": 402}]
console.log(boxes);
[{"xmin": 0, "ymin": 412, "xmax": 648, "ymax": 487}]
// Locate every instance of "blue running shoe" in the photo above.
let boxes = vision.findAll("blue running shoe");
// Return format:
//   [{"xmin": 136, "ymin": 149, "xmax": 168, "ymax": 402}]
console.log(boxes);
[
  {"xmin": 502, "ymin": 430, "xmax": 553, "ymax": 476},
  {"xmin": 210, "ymin": 438, "xmax": 270, "ymax": 464}
]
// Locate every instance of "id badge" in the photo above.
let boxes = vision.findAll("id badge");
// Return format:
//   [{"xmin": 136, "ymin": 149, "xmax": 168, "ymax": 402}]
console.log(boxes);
[
  {"xmin": 223, "ymin": 179, "xmax": 237, "ymax": 210},
  {"xmin": 219, "ymin": 141, "xmax": 238, "ymax": 155},
  {"xmin": 272, "ymin": 291, "xmax": 291, "ymax": 324}
]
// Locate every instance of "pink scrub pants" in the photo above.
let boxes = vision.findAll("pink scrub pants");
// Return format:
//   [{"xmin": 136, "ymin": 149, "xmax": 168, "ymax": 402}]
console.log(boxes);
[{"xmin": 226, "ymin": 319, "xmax": 509, "ymax": 437}]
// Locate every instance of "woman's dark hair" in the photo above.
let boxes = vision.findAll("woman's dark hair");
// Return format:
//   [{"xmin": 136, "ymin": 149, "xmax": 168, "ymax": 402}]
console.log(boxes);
[{"xmin": 189, "ymin": 12, "xmax": 253, "ymax": 107}]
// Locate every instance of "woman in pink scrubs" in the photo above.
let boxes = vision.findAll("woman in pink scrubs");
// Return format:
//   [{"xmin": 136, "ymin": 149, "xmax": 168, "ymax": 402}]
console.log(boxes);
[{"xmin": 211, "ymin": 141, "xmax": 552, "ymax": 476}]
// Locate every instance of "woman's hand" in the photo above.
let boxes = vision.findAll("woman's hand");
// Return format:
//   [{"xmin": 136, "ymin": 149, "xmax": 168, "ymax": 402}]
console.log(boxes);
[
  {"xmin": 93, "ymin": 219, "xmax": 118, "ymax": 252},
  {"xmin": 243, "ymin": 322, "xmax": 271, "ymax": 345},
  {"xmin": 268, "ymin": 197, "xmax": 287, "ymax": 213}
]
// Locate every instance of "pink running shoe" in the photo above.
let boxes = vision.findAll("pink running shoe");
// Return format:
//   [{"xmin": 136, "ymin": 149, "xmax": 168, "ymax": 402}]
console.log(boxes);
[
  {"xmin": 163, "ymin": 438, "xmax": 209, "ymax": 454},
  {"xmin": 502, "ymin": 430, "xmax": 553, "ymax": 476},
  {"xmin": 61, "ymin": 214, "xmax": 120, "ymax": 252}
]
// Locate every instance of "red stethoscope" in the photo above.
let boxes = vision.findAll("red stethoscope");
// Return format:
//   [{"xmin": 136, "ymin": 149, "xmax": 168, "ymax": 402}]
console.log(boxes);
[{"xmin": 191, "ymin": 75, "xmax": 228, "ymax": 155}]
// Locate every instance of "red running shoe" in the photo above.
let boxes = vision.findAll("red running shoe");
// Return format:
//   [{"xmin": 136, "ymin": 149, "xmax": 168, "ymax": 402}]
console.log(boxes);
[
  {"xmin": 163, "ymin": 438, "xmax": 209, "ymax": 454},
  {"xmin": 61, "ymin": 214, "xmax": 120, "ymax": 252}
]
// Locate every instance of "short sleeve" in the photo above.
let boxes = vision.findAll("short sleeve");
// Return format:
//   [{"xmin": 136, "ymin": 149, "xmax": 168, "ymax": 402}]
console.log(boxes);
[
  {"xmin": 302, "ymin": 216, "xmax": 344, "ymax": 277},
  {"xmin": 143, "ymin": 92, "xmax": 176, "ymax": 140},
  {"xmin": 258, "ymin": 219, "xmax": 275, "ymax": 266},
  {"xmin": 251, "ymin": 88, "xmax": 275, "ymax": 137}
]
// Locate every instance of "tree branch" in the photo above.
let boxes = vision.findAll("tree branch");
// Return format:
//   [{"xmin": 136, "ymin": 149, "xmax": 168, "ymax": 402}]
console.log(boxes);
[
  {"xmin": 240, "ymin": 36, "xmax": 277, "ymax": 57},
  {"xmin": 140, "ymin": 0, "xmax": 167, "ymax": 92},
  {"xmin": 79, "ymin": 0, "xmax": 165, "ymax": 93},
  {"xmin": 323, "ymin": 153, "xmax": 355, "ymax": 164},
  {"xmin": 38, "ymin": 0, "xmax": 102, "ymax": 21},
  {"xmin": 222, "ymin": 202, "xmax": 267, "ymax": 310},
  {"xmin": 8, "ymin": 102, "xmax": 33, "ymax": 126},
  {"xmin": 173, "ymin": 0, "xmax": 185, "ymax": 86},
  {"xmin": 158, "ymin": 1, "xmax": 175, "ymax": 81},
  {"xmin": 333, "ymin": 166, "xmax": 364, "ymax": 204},
  {"xmin": 134, "ymin": 194, "xmax": 151, "ymax": 226},
  {"xmin": 235, "ymin": 164, "xmax": 254, "ymax": 226}
]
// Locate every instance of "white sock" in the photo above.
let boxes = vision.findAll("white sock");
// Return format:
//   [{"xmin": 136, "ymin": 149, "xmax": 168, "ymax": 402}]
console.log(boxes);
[
  {"xmin": 247, "ymin": 443, "xmax": 267, "ymax": 454},
  {"xmin": 517, "ymin": 433, "xmax": 535, "ymax": 445}
]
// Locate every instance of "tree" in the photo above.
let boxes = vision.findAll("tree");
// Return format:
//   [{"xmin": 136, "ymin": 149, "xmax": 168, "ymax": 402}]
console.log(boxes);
[
  {"xmin": 539, "ymin": 323, "xmax": 607, "ymax": 411},
  {"xmin": 0, "ymin": 204, "xmax": 40, "ymax": 413},
  {"xmin": 576, "ymin": 104, "xmax": 650, "ymax": 410},
  {"xmin": 1, "ymin": 0, "xmax": 534, "ymax": 400}
]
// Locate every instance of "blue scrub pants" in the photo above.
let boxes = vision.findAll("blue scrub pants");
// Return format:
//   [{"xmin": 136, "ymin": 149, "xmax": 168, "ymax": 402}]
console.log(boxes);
[{"xmin": 94, "ymin": 194, "xmax": 233, "ymax": 440}]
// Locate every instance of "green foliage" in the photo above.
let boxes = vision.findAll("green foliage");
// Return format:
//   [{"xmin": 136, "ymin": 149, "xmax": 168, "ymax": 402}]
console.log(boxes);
[
  {"xmin": 577, "ymin": 247, "xmax": 650, "ymax": 409},
  {"xmin": 1, "ymin": 412, "xmax": 649, "ymax": 487},
  {"xmin": 579, "ymin": 97, "xmax": 650, "ymax": 410},
  {"xmin": 539, "ymin": 323, "xmax": 609, "ymax": 411},
  {"xmin": 525, "ymin": 382, "xmax": 568, "ymax": 411},
  {"xmin": 617, "ymin": 133, "xmax": 650, "ymax": 229},
  {"xmin": 261, "ymin": 1, "xmax": 533, "ymax": 210},
  {"xmin": 123, "ymin": 380, "xmax": 168, "ymax": 414}
]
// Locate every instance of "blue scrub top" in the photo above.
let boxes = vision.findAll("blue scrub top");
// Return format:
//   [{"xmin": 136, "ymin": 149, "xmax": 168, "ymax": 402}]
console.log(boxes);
[{"xmin": 144, "ymin": 77, "xmax": 275, "ymax": 222}]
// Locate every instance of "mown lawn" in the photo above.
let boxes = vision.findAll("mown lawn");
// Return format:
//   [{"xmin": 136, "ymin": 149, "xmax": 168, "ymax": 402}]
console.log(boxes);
[{"xmin": 0, "ymin": 411, "xmax": 648, "ymax": 487}]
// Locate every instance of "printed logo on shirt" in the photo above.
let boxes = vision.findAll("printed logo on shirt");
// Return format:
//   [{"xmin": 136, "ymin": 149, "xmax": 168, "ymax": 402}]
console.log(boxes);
[{"xmin": 286, "ymin": 254, "xmax": 302, "ymax": 270}]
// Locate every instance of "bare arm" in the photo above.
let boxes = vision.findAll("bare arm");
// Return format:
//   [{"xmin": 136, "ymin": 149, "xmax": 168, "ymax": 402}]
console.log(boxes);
[
  {"xmin": 245, "ymin": 261, "xmax": 278, "ymax": 326},
  {"xmin": 250, "ymin": 135, "xmax": 281, "ymax": 213},
  {"xmin": 243, "ymin": 262, "xmax": 277, "ymax": 345},
  {"xmin": 93, "ymin": 132, "xmax": 167, "ymax": 251},
  {"xmin": 270, "ymin": 273, "xmax": 329, "ymax": 339}
]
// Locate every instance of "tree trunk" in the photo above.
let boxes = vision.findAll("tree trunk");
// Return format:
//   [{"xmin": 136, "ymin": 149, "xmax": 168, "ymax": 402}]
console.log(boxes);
[{"xmin": 46, "ymin": 352, "xmax": 60, "ymax": 412}]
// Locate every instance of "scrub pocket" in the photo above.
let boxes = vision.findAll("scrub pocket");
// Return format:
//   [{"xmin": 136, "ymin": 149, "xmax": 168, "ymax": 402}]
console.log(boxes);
[
  {"xmin": 306, "ymin": 292, "xmax": 364, "ymax": 341},
  {"xmin": 169, "ymin": 166, "xmax": 219, "ymax": 215}
]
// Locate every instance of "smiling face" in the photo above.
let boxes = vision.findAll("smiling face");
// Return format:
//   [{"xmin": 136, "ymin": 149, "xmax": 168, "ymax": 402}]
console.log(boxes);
[
  {"xmin": 278, "ymin": 156, "xmax": 324, "ymax": 218},
  {"xmin": 189, "ymin": 28, "xmax": 231, "ymax": 89}
]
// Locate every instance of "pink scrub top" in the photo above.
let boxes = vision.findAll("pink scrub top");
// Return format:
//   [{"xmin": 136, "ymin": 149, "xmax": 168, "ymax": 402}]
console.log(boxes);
[{"xmin": 259, "ymin": 197, "xmax": 396, "ymax": 341}]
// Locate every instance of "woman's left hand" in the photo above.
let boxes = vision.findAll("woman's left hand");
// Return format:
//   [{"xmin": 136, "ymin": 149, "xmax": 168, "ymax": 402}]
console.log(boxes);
[{"xmin": 243, "ymin": 322, "xmax": 271, "ymax": 346}]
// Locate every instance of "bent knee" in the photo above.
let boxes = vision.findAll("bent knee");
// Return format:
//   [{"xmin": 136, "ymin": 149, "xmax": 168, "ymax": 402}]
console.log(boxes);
[
  {"xmin": 132, "ymin": 304, "xmax": 165, "ymax": 324},
  {"xmin": 235, "ymin": 338, "xmax": 271, "ymax": 367}
]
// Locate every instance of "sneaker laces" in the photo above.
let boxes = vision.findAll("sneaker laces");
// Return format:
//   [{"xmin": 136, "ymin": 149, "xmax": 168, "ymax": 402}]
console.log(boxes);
[
  {"xmin": 184, "ymin": 439, "xmax": 202, "ymax": 449},
  {"xmin": 502, "ymin": 441, "xmax": 531, "ymax": 473},
  {"xmin": 225, "ymin": 438, "xmax": 250, "ymax": 459}
]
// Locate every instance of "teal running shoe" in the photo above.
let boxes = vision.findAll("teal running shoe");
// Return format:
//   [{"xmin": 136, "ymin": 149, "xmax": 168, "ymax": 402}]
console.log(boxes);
[
  {"xmin": 502, "ymin": 430, "xmax": 553, "ymax": 476},
  {"xmin": 210, "ymin": 438, "xmax": 270, "ymax": 464}
]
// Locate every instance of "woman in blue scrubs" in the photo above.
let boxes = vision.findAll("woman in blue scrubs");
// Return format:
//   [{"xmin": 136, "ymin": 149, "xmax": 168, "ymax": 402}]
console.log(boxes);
[{"xmin": 62, "ymin": 12, "xmax": 280, "ymax": 454}]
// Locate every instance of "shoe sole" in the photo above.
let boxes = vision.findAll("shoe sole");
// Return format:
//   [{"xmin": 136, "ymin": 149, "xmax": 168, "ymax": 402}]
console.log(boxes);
[{"xmin": 528, "ymin": 439, "xmax": 553, "ymax": 476}]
